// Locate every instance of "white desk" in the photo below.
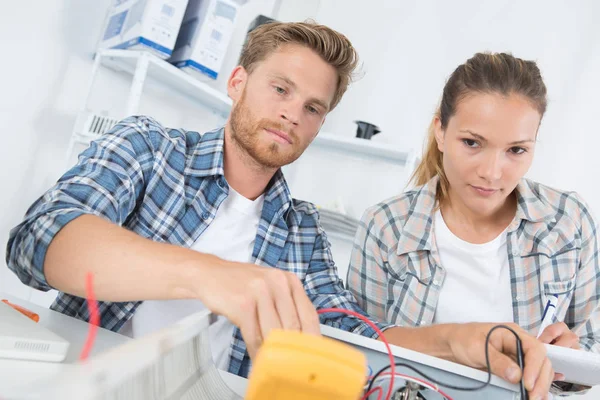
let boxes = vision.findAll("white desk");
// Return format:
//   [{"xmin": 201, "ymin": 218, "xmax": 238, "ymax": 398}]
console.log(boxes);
[
  {"xmin": 0, "ymin": 293, "xmax": 247, "ymax": 397},
  {"xmin": 1, "ymin": 294, "xmax": 537, "ymax": 400}
]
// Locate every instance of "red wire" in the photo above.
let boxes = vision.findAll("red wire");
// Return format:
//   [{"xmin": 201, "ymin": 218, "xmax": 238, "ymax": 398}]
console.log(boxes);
[
  {"xmin": 437, "ymin": 388, "xmax": 453, "ymax": 400},
  {"xmin": 435, "ymin": 388, "xmax": 453, "ymax": 400},
  {"xmin": 79, "ymin": 272, "xmax": 100, "ymax": 361},
  {"xmin": 317, "ymin": 308, "xmax": 395, "ymax": 400},
  {"xmin": 361, "ymin": 386, "xmax": 383, "ymax": 400}
]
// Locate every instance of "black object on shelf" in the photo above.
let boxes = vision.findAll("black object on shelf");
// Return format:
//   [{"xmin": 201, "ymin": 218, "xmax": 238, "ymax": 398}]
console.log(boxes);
[
  {"xmin": 354, "ymin": 120, "xmax": 380, "ymax": 140},
  {"xmin": 239, "ymin": 15, "xmax": 277, "ymax": 65},
  {"xmin": 248, "ymin": 14, "xmax": 276, "ymax": 33}
]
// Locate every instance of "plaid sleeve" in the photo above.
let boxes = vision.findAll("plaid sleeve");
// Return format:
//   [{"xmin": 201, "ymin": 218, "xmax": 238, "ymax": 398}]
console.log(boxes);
[
  {"xmin": 551, "ymin": 193, "xmax": 600, "ymax": 396},
  {"xmin": 569, "ymin": 193, "xmax": 600, "ymax": 353},
  {"xmin": 5, "ymin": 116, "xmax": 157, "ymax": 291},
  {"xmin": 304, "ymin": 220, "xmax": 392, "ymax": 338},
  {"xmin": 346, "ymin": 206, "xmax": 391, "ymax": 324}
]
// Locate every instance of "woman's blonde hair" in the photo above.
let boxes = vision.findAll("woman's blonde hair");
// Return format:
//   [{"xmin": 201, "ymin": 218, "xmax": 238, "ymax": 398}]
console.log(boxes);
[
  {"xmin": 411, "ymin": 52, "xmax": 548, "ymax": 203},
  {"xmin": 238, "ymin": 21, "xmax": 358, "ymax": 110}
]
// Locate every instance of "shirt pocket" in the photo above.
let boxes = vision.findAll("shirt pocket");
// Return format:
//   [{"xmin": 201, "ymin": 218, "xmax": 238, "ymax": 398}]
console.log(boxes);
[
  {"xmin": 543, "ymin": 275, "xmax": 577, "ymax": 297},
  {"xmin": 535, "ymin": 245, "xmax": 579, "ymax": 321},
  {"xmin": 386, "ymin": 250, "xmax": 433, "ymax": 285},
  {"xmin": 385, "ymin": 250, "xmax": 433, "ymax": 325},
  {"xmin": 541, "ymin": 273, "xmax": 577, "ymax": 322},
  {"xmin": 536, "ymin": 246, "xmax": 579, "ymax": 289}
]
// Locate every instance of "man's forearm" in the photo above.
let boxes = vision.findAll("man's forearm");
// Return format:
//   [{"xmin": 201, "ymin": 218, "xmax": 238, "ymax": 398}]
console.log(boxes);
[{"xmin": 45, "ymin": 214, "xmax": 219, "ymax": 302}]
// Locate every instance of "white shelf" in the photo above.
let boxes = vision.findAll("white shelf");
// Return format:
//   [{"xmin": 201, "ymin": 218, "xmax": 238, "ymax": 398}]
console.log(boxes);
[
  {"xmin": 313, "ymin": 132, "xmax": 410, "ymax": 165},
  {"xmin": 92, "ymin": 49, "xmax": 410, "ymax": 165},
  {"xmin": 97, "ymin": 49, "xmax": 233, "ymax": 117}
]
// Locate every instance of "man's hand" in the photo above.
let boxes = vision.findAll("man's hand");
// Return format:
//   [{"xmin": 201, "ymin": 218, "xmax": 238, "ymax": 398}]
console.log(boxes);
[
  {"xmin": 197, "ymin": 259, "xmax": 321, "ymax": 359},
  {"xmin": 446, "ymin": 323, "xmax": 554, "ymax": 399}
]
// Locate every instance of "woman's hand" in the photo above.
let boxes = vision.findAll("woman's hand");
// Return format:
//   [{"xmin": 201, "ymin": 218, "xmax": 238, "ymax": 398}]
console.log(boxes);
[{"xmin": 537, "ymin": 322, "xmax": 580, "ymax": 381}]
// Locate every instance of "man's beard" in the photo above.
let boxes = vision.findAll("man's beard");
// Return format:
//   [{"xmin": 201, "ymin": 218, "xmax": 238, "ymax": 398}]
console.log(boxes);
[{"xmin": 229, "ymin": 91, "xmax": 304, "ymax": 169}]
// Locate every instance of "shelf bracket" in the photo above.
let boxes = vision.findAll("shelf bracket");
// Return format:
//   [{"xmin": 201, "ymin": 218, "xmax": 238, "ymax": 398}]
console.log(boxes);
[{"xmin": 125, "ymin": 53, "xmax": 151, "ymax": 116}]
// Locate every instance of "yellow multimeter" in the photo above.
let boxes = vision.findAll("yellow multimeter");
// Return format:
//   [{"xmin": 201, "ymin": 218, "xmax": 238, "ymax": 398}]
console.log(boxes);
[{"xmin": 245, "ymin": 329, "xmax": 367, "ymax": 400}]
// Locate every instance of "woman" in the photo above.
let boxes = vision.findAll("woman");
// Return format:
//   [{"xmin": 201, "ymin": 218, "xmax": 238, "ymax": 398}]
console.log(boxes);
[{"xmin": 347, "ymin": 52, "xmax": 599, "ymax": 396}]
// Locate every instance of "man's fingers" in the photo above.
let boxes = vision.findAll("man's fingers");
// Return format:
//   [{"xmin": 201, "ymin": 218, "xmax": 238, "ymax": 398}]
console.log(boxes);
[
  {"xmin": 287, "ymin": 273, "xmax": 320, "ymax": 335},
  {"xmin": 530, "ymin": 357, "xmax": 554, "ymax": 399},
  {"xmin": 269, "ymin": 272, "xmax": 302, "ymax": 332},
  {"xmin": 238, "ymin": 297, "xmax": 262, "ymax": 360},
  {"xmin": 254, "ymin": 279, "xmax": 282, "ymax": 341},
  {"xmin": 487, "ymin": 346, "xmax": 522, "ymax": 383}
]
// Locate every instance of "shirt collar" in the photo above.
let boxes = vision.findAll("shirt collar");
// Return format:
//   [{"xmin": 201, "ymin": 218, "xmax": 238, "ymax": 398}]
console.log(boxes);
[
  {"xmin": 513, "ymin": 179, "xmax": 557, "ymax": 224},
  {"xmin": 185, "ymin": 127, "xmax": 300, "ymax": 225},
  {"xmin": 185, "ymin": 127, "xmax": 225, "ymax": 178},
  {"xmin": 396, "ymin": 176, "xmax": 438, "ymax": 256}
]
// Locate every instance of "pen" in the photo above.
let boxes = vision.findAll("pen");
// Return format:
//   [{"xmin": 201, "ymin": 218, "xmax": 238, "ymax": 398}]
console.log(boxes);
[{"xmin": 536, "ymin": 294, "xmax": 558, "ymax": 339}]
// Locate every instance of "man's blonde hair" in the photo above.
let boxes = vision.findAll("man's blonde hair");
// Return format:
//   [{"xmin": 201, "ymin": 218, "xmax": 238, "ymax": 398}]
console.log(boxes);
[{"xmin": 239, "ymin": 21, "xmax": 358, "ymax": 110}]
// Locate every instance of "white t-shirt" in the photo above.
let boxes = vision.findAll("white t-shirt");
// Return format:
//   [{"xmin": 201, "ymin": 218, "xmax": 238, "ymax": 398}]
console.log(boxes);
[
  {"xmin": 432, "ymin": 210, "xmax": 514, "ymax": 324},
  {"xmin": 120, "ymin": 186, "xmax": 264, "ymax": 370}
]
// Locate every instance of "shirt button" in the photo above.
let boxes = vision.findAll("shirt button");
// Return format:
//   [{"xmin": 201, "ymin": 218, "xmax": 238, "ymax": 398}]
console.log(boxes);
[
  {"xmin": 217, "ymin": 177, "xmax": 225, "ymax": 188},
  {"xmin": 202, "ymin": 212, "xmax": 210, "ymax": 220},
  {"xmin": 512, "ymin": 249, "xmax": 519, "ymax": 256}
]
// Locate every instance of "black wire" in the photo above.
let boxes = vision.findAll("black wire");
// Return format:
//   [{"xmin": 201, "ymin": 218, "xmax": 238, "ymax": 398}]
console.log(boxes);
[{"xmin": 366, "ymin": 325, "xmax": 527, "ymax": 397}]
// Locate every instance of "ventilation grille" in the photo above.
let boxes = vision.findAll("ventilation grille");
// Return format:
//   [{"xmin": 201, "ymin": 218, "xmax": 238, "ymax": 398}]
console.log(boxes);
[
  {"xmin": 14, "ymin": 341, "xmax": 50, "ymax": 353},
  {"xmin": 84, "ymin": 114, "xmax": 119, "ymax": 137}
]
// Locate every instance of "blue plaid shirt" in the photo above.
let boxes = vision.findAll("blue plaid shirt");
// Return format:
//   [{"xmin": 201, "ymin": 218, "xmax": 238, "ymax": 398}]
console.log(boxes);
[{"xmin": 6, "ymin": 116, "xmax": 388, "ymax": 377}]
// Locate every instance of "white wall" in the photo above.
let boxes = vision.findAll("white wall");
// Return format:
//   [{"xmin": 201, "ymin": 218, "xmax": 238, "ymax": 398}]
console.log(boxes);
[{"xmin": 0, "ymin": 0, "xmax": 111, "ymax": 300}]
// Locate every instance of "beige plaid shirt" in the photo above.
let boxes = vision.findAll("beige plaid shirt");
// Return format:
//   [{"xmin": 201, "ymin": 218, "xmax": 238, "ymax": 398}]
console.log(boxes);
[{"xmin": 347, "ymin": 176, "xmax": 600, "ymax": 394}]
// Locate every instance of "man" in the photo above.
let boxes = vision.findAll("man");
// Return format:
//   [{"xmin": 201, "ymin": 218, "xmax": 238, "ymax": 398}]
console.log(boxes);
[{"xmin": 6, "ymin": 21, "xmax": 552, "ymax": 397}]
